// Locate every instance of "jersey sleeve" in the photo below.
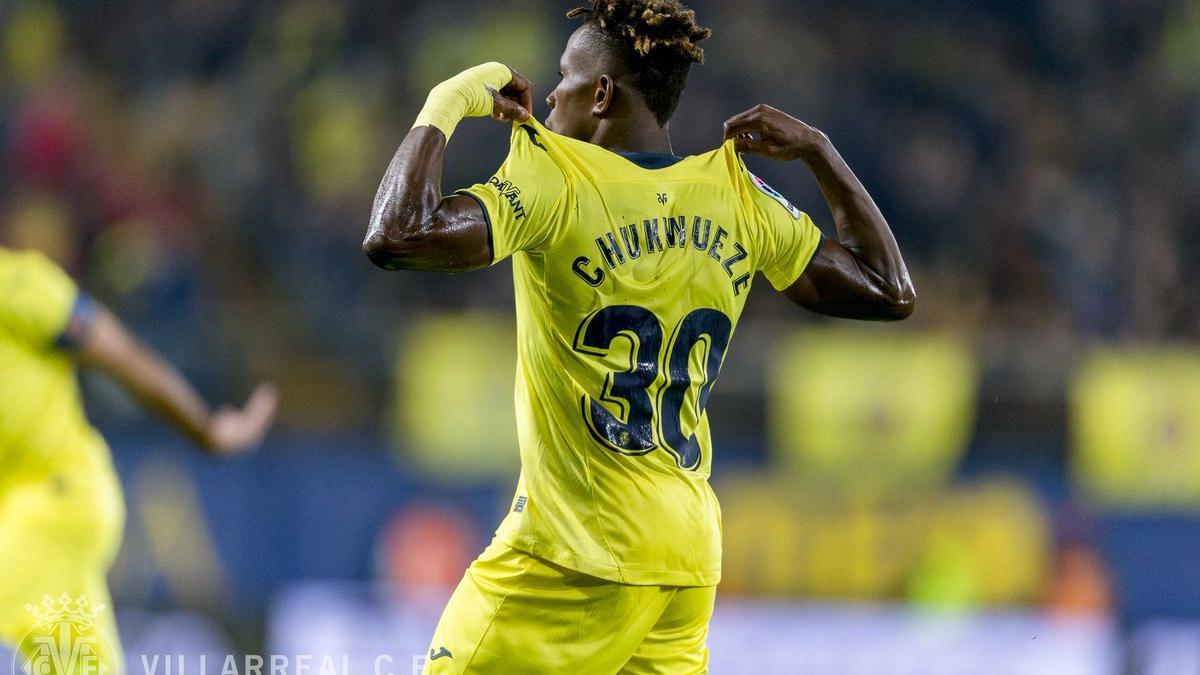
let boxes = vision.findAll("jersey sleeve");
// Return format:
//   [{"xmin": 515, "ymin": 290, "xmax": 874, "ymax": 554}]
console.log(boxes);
[
  {"xmin": 0, "ymin": 251, "xmax": 89, "ymax": 350},
  {"xmin": 741, "ymin": 169, "xmax": 824, "ymax": 291},
  {"xmin": 455, "ymin": 123, "xmax": 569, "ymax": 263}
]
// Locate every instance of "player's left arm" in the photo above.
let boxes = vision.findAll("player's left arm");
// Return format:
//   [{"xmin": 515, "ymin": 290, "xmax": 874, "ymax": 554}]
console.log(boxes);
[
  {"xmin": 725, "ymin": 104, "xmax": 916, "ymax": 320},
  {"xmin": 363, "ymin": 64, "xmax": 533, "ymax": 272}
]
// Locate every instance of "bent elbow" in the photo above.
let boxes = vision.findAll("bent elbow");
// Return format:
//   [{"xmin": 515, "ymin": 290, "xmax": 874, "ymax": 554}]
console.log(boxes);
[
  {"xmin": 877, "ymin": 285, "xmax": 916, "ymax": 321},
  {"xmin": 362, "ymin": 233, "xmax": 397, "ymax": 270},
  {"xmin": 362, "ymin": 231, "xmax": 417, "ymax": 271}
]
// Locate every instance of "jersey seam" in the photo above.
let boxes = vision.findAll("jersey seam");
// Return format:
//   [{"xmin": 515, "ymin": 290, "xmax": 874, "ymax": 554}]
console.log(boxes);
[
  {"xmin": 775, "ymin": 232, "xmax": 825, "ymax": 290},
  {"xmin": 453, "ymin": 190, "xmax": 495, "ymax": 265},
  {"xmin": 499, "ymin": 530, "xmax": 720, "ymax": 584},
  {"xmin": 577, "ymin": 437, "xmax": 628, "ymax": 583},
  {"xmin": 460, "ymin": 551, "xmax": 539, "ymax": 668},
  {"xmin": 517, "ymin": 124, "xmax": 572, "ymax": 254},
  {"xmin": 535, "ymin": 183, "xmax": 571, "ymax": 252}
]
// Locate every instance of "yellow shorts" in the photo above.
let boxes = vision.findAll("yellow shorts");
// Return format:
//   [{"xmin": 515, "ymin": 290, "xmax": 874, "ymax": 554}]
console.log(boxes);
[
  {"xmin": 0, "ymin": 463, "xmax": 125, "ymax": 674},
  {"xmin": 424, "ymin": 539, "xmax": 715, "ymax": 674}
]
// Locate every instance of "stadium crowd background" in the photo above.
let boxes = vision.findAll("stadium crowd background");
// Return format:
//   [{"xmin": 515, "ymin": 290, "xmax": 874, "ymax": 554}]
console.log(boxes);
[{"xmin": 2, "ymin": 0, "xmax": 1200, "ymax": 671}]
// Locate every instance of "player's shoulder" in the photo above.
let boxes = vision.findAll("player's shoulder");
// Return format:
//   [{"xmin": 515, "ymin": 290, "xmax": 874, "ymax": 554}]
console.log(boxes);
[
  {"xmin": 720, "ymin": 148, "xmax": 804, "ymax": 221},
  {"xmin": 507, "ymin": 121, "xmax": 557, "ymax": 161},
  {"xmin": 0, "ymin": 248, "xmax": 76, "ymax": 305},
  {"xmin": 19, "ymin": 248, "xmax": 71, "ymax": 279},
  {"xmin": 0, "ymin": 247, "xmax": 59, "ymax": 285},
  {"xmin": 502, "ymin": 121, "xmax": 569, "ymax": 183},
  {"xmin": 745, "ymin": 169, "xmax": 803, "ymax": 220}
]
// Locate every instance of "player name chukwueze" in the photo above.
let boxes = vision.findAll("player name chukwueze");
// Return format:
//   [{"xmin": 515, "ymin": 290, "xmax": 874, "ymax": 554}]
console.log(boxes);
[{"xmin": 571, "ymin": 214, "xmax": 751, "ymax": 294}]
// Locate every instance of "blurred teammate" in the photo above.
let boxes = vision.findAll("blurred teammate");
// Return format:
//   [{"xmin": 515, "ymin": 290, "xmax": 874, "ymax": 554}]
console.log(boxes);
[
  {"xmin": 365, "ymin": 0, "xmax": 913, "ymax": 672},
  {"xmin": 0, "ymin": 246, "xmax": 278, "ymax": 673}
]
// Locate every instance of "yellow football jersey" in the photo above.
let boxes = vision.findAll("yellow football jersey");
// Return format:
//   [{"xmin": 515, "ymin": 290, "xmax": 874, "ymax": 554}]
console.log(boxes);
[
  {"xmin": 0, "ymin": 248, "xmax": 110, "ymax": 487},
  {"xmin": 0, "ymin": 248, "xmax": 125, "ymax": 670},
  {"xmin": 457, "ymin": 119, "xmax": 823, "ymax": 586}
]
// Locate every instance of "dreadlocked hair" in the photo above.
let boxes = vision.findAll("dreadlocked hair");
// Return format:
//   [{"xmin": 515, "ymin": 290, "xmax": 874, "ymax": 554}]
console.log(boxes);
[{"xmin": 568, "ymin": 0, "xmax": 712, "ymax": 125}]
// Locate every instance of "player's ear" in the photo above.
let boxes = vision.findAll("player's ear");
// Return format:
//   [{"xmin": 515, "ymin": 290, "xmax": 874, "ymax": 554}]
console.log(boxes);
[{"xmin": 592, "ymin": 74, "xmax": 615, "ymax": 117}]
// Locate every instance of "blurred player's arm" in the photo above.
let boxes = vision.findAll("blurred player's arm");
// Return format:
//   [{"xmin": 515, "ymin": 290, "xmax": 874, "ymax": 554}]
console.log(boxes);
[
  {"xmin": 363, "ymin": 63, "xmax": 533, "ymax": 272},
  {"xmin": 725, "ymin": 104, "xmax": 915, "ymax": 320},
  {"xmin": 71, "ymin": 305, "xmax": 278, "ymax": 456}
]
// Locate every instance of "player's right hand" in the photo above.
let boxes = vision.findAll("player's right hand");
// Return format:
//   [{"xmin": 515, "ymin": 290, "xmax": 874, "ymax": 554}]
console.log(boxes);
[
  {"xmin": 491, "ymin": 67, "xmax": 533, "ymax": 123},
  {"xmin": 205, "ymin": 383, "xmax": 279, "ymax": 456},
  {"xmin": 723, "ymin": 103, "xmax": 830, "ymax": 161}
]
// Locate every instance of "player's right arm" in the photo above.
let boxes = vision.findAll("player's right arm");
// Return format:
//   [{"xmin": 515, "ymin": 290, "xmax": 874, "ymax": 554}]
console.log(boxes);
[
  {"xmin": 725, "ymin": 104, "xmax": 916, "ymax": 321},
  {"xmin": 363, "ymin": 63, "xmax": 534, "ymax": 272},
  {"xmin": 1, "ymin": 249, "xmax": 276, "ymax": 455},
  {"xmin": 73, "ymin": 307, "xmax": 278, "ymax": 456}
]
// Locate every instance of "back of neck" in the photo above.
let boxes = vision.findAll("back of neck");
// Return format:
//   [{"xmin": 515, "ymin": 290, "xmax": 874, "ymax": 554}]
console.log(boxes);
[{"xmin": 591, "ymin": 116, "xmax": 674, "ymax": 155}]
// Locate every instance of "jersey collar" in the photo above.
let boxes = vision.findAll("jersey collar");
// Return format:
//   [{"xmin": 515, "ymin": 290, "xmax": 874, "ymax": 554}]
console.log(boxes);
[{"xmin": 616, "ymin": 151, "xmax": 684, "ymax": 170}]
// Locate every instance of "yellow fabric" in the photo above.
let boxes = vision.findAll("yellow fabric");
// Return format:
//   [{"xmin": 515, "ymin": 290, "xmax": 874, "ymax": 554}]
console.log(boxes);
[
  {"xmin": 0, "ymin": 248, "xmax": 126, "ymax": 671},
  {"xmin": 456, "ymin": 119, "xmax": 822, "ymax": 586},
  {"xmin": 412, "ymin": 62, "xmax": 513, "ymax": 141},
  {"xmin": 424, "ymin": 539, "xmax": 713, "ymax": 674},
  {"xmin": 0, "ymin": 248, "xmax": 111, "ymax": 487},
  {"xmin": 0, "ymin": 438, "xmax": 125, "ymax": 674}
]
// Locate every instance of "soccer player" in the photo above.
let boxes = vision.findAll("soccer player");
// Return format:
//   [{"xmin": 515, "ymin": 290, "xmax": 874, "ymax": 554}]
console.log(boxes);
[
  {"xmin": 0, "ymin": 246, "xmax": 278, "ymax": 673},
  {"xmin": 364, "ymin": 0, "xmax": 914, "ymax": 671}
]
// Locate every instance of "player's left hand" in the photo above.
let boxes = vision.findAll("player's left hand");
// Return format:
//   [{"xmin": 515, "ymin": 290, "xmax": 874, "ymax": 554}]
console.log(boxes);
[
  {"xmin": 491, "ymin": 67, "xmax": 533, "ymax": 123},
  {"xmin": 723, "ymin": 104, "xmax": 830, "ymax": 161}
]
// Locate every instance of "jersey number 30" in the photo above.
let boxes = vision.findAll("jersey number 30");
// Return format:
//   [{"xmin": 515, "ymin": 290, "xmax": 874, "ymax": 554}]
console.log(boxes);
[{"xmin": 573, "ymin": 306, "xmax": 732, "ymax": 470}]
